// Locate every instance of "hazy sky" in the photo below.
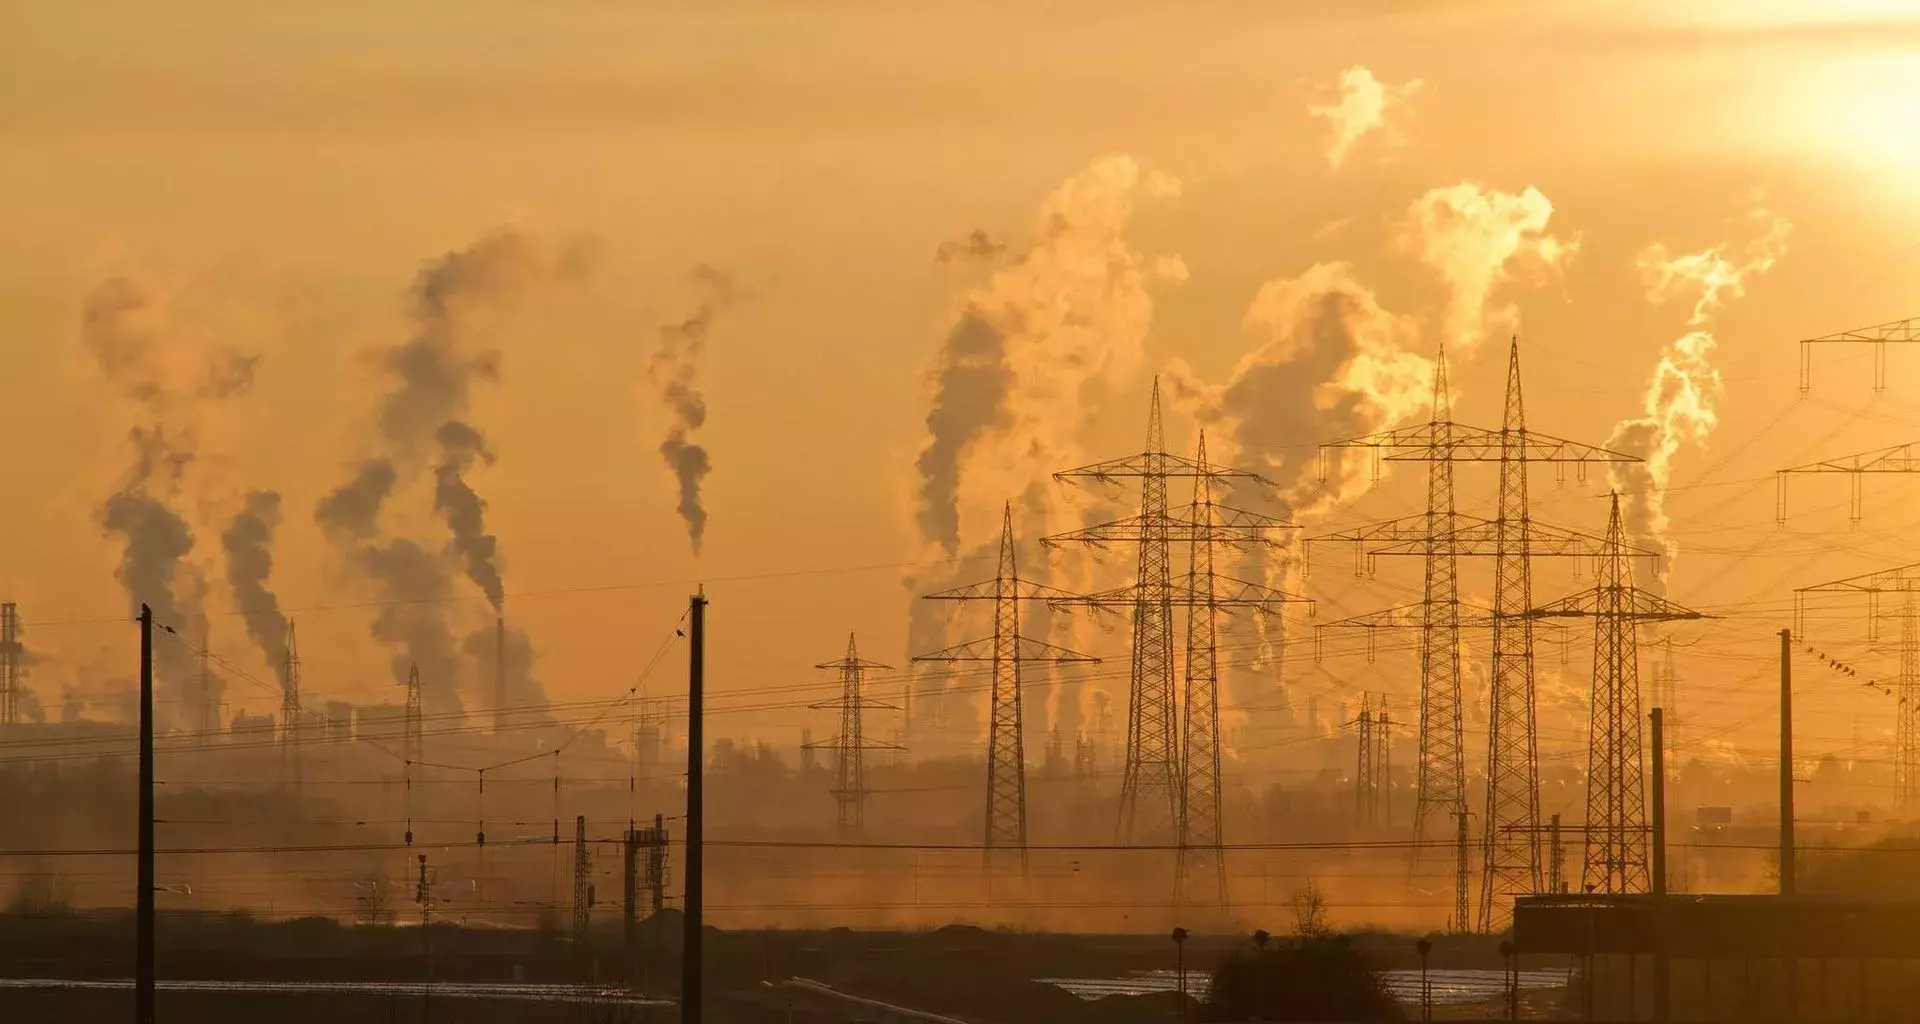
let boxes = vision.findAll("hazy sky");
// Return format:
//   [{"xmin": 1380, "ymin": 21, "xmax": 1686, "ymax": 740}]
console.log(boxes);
[{"xmin": 4, "ymin": 0, "xmax": 1920, "ymax": 773}]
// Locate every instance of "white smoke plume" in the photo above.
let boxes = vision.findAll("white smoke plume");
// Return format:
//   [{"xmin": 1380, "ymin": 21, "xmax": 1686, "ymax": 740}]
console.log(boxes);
[
  {"xmin": 1400, "ymin": 182, "xmax": 1579, "ymax": 351},
  {"xmin": 914, "ymin": 154, "xmax": 1185, "ymax": 556},
  {"xmin": 1609, "ymin": 210, "xmax": 1791, "ymax": 585},
  {"xmin": 316, "ymin": 227, "xmax": 585, "ymax": 711},
  {"xmin": 83, "ymin": 273, "xmax": 257, "ymax": 724},
  {"xmin": 649, "ymin": 264, "xmax": 736, "ymax": 555},
  {"xmin": 1309, "ymin": 66, "xmax": 1422, "ymax": 168},
  {"xmin": 1162, "ymin": 262, "xmax": 1430, "ymax": 742}
]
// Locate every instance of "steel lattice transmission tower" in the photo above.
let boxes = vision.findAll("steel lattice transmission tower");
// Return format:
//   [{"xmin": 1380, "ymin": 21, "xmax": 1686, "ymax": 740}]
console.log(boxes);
[
  {"xmin": 404, "ymin": 662, "xmax": 424, "ymax": 767},
  {"xmin": 1354, "ymin": 694, "xmax": 1376, "ymax": 826},
  {"xmin": 572, "ymin": 814, "xmax": 591, "ymax": 937},
  {"xmin": 280, "ymin": 620, "xmax": 303, "ymax": 786},
  {"xmin": 1311, "ymin": 340, "xmax": 1645, "ymax": 931},
  {"xmin": 916, "ymin": 503, "xmax": 1097, "ymax": 864},
  {"xmin": 0, "ymin": 602, "xmax": 23, "ymax": 727},
  {"xmin": 1051, "ymin": 431, "xmax": 1307, "ymax": 899},
  {"xmin": 1049, "ymin": 387, "xmax": 1292, "ymax": 848},
  {"xmin": 1528, "ymin": 493, "xmax": 1706, "ymax": 894},
  {"xmin": 804, "ymin": 633, "xmax": 897, "ymax": 837},
  {"xmin": 1795, "ymin": 562, "xmax": 1920, "ymax": 809}
]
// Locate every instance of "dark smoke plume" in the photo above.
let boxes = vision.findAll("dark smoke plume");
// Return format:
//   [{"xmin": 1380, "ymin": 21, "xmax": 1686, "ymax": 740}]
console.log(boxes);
[
  {"xmin": 362, "ymin": 539, "xmax": 463, "ymax": 715},
  {"xmin": 914, "ymin": 311, "xmax": 1010, "ymax": 555},
  {"xmin": 84, "ymin": 274, "xmax": 253, "ymax": 723},
  {"xmin": 222, "ymin": 491, "xmax": 290, "ymax": 682},
  {"xmin": 934, "ymin": 229, "xmax": 1007, "ymax": 264},
  {"xmin": 317, "ymin": 228, "xmax": 588, "ymax": 708},
  {"xmin": 315, "ymin": 459, "xmax": 397, "ymax": 540},
  {"xmin": 433, "ymin": 420, "xmax": 502, "ymax": 611},
  {"xmin": 649, "ymin": 264, "xmax": 735, "ymax": 554}
]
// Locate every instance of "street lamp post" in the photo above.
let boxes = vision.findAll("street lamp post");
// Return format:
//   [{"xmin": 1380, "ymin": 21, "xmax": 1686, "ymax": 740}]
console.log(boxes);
[
  {"xmin": 1252, "ymin": 929, "xmax": 1270, "ymax": 1021},
  {"xmin": 1172, "ymin": 927, "xmax": 1190, "ymax": 1024},
  {"xmin": 1499, "ymin": 940, "xmax": 1518, "ymax": 1021},
  {"xmin": 1416, "ymin": 938, "xmax": 1433, "ymax": 1022}
]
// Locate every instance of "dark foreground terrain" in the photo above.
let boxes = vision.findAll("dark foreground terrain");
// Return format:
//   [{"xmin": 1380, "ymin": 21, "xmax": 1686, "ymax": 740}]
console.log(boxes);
[{"xmin": 0, "ymin": 909, "xmax": 1533, "ymax": 1022}]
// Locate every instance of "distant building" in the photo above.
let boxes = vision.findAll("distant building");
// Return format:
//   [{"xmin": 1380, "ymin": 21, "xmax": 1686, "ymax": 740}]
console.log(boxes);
[
  {"xmin": 323, "ymin": 700, "xmax": 354, "ymax": 742},
  {"xmin": 230, "ymin": 712, "xmax": 275, "ymax": 739},
  {"xmin": 354, "ymin": 703, "xmax": 408, "ymax": 742}
]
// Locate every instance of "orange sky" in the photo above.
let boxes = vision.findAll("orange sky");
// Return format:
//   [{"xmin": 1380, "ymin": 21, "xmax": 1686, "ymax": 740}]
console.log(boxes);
[{"xmin": 4, "ymin": 0, "xmax": 1920, "ymax": 782}]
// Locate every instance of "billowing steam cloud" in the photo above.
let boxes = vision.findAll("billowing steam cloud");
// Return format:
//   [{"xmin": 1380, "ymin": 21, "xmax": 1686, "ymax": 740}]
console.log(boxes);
[
  {"xmin": 222, "ymin": 491, "xmax": 290, "ymax": 685},
  {"xmin": 1608, "ymin": 210, "xmax": 1791, "ymax": 585},
  {"xmin": 914, "ymin": 154, "xmax": 1186, "ymax": 555},
  {"xmin": 1400, "ymin": 182, "xmax": 1578, "ymax": 350},
  {"xmin": 1162, "ymin": 262, "xmax": 1430, "ymax": 718},
  {"xmin": 1165, "ymin": 262, "xmax": 1429, "ymax": 517},
  {"xmin": 316, "ymin": 228, "xmax": 584, "ymax": 712},
  {"xmin": 649, "ymin": 264, "xmax": 735, "ymax": 555},
  {"xmin": 84, "ymin": 273, "xmax": 255, "ymax": 724},
  {"xmin": 1309, "ymin": 66, "xmax": 1422, "ymax": 168}
]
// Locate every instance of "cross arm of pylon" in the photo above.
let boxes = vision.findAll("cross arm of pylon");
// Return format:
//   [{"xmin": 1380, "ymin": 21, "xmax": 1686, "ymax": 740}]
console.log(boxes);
[
  {"xmin": 1524, "ymin": 586, "xmax": 1712, "ymax": 622},
  {"xmin": 1184, "ymin": 571, "xmax": 1315, "ymax": 614},
  {"xmin": 1402, "ymin": 428, "xmax": 1639, "ymax": 466},
  {"xmin": 803, "ymin": 731, "xmax": 904, "ymax": 749},
  {"xmin": 1314, "ymin": 601, "xmax": 1498, "ymax": 631},
  {"xmin": 1360, "ymin": 518, "xmax": 1660, "ymax": 561},
  {"xmin": 1795, "ymin": 562, "xmax": 1920, "ymax": 596},
  {"xmin": 813, "ymin": 656, "xmax": 896, "ymax": 671},
  {"xmin": 910, "ymin": 636, "xmax": 1100, "ymax": 664},
  {"xmin": 1798, "ymin": 316, "xmax": 1920, "ymax": 391},
  {"xmin": 1776, "ymin": 441, "xmax": 1920, "ymax": 523},
  {"xmin": 920, "ymin": 577, "xmax": 1085, "ymax": 602},
  {"xmin": 1041, "ymin": 503, "xmax": 1294, "ymax": 549},
  {"xmin": 1054, "ymin": 451, "xmax": 1276, "ymax": 487}
]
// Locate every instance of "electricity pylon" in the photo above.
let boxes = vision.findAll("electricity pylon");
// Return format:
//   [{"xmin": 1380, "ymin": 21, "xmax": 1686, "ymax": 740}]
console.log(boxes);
[
  {"xmin": 1795, "ymin": 562, "xmax": 1920, "ymax": 809},
  {"xmin": 1528, "ymin": 493, "xmax": 1707, "ymax": 894},
  {"xmin": 916, "ymin": 503, "xmax": 1097, "ymax": 867},
  {"xmin": 1355, "ymin": 694, "xmax": 1375, "ymax": 826},
  {"xmin": 1051, "ymin": 432, "xmax": 1309, "ymax": 904},
  {"xmin": 281, "ymin": 620, "xmax": 302, "ymax": 786},
  {"xmin": 803, "ymin": 633, "xmax": 897, "ymax": 837},
  {"xmin": 1048, "ymin": 385, "xmax": 1284, "ymax": 848},
  {"xmin": 0, "ymin": 602, "xmax": 22, "ymax": 726},
  {"xmin": 1311, "ymin": 339, "xmax": 1645, "ymax": 932},
  {"xmin": 1796, "ymin": 316, "xmax": 1920, "ymax": 392},
  {"xmin": 404, "ymin": 662, "xmax": 424, "ymax": 766},
  {"xmin": 1777, "ymin": 440, "xmax": 1920, "ymax": 524}
]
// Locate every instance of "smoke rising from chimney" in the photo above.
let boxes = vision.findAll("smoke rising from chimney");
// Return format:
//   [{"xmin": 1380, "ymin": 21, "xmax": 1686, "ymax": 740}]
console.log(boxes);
[
  {"xmin": 433, "ymin": 420, "xmax": 503, "ymax": 611},
  {"xmin": 914, "ymin": 154, "xmax": 1184, "ymax": 555},
  {"xmin": 649, "ymin": 264, "xmax": 735, "ymax": 555},
  {"xmin": 1609, "ymin": 209, "xmax": 1791, "ymax": 585},
  {"xmin": 316, "ymin": 227, "xmax": 587, "ymax": 708},
  {"xmin": 222, "ymin": 491, "xmax": 291, "ymax": 684},
  {"xmin": 83, "ymin": 271, "xmax": 256, "ymax": 723}
]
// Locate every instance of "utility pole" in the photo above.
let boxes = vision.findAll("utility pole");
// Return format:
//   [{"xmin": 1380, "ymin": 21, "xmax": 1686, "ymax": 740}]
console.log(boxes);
[
  {"xmin": 137, "ymin": 604, "xmax": 155, "ymax": 1024},
  {"xmin": 917, "ymin": 503, "xmax": 1096, "ymax": 872},
  {"xmin": 1780, "ymin": 628, "xmax": 1794, "ymax": 896},
  {"xmin": 683, "ymin": 590, "xmax": 706, "ymax": 1024},
  {"xmin": 648, "ymin": 813, "xmax": 667, "ymax": 913},
  {"xmin": 1528, "ymin": 494, "xmax": 1705, "ymax": 894},
  {"xmin": 1547, "ymin": 813, "xmax": 1563, "ymax": 894},
  {"xmin": 804, "ymin": 634, "xmax": 897, "ymax": 837},
  {"xmin": 1651, "ymin": 706, "xmax": 1669, "ymax": 1024}
]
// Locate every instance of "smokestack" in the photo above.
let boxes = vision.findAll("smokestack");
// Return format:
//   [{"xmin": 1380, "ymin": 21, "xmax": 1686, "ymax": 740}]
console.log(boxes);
[{"xmin": 494, "ymin": 614, "xmax": 506, "ymax": 734}]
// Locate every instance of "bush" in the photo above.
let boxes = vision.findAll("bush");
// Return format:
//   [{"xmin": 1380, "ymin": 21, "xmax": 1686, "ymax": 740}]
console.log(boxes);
[{"xmin": 1201, "ymin": 935, "xmax": 1404, "ymax": 1022}]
